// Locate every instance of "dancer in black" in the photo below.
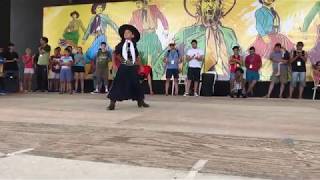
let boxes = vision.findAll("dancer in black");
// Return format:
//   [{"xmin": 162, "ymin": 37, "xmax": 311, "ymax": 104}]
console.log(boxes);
[{"xmin": 107, "ymin": 24, "xmax": 149, "ymax": 110}]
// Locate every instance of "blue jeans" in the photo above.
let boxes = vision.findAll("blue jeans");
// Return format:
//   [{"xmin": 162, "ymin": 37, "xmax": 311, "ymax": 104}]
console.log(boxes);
[{"xmin": 291, "ymin": 72, "xmax": 306, "ymax": 87}]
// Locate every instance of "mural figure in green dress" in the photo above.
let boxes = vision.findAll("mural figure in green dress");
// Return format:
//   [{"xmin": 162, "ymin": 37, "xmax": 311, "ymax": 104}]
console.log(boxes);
[{"xmin": 60, "ymin": 11, "xmax": 86, "ymax": 47}]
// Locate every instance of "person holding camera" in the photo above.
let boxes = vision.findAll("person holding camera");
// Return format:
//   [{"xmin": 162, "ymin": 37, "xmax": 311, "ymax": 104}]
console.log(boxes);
[
  {"xmin": 289, "ymin": 42, "xmax": 307, "ymax": 99},
  {"xmin": 164, "ymin": 41, "xmax": 181, "ymax": 96}
]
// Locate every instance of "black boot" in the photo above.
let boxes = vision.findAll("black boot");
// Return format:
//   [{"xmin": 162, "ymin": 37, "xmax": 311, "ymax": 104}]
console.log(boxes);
[
  {"xmin": 108, "ymin": 100, "xmax": 116, "ymax": 110},
  {"xmin": 138, "ymin": 100, "xmax": 150, "ymax": 108}
]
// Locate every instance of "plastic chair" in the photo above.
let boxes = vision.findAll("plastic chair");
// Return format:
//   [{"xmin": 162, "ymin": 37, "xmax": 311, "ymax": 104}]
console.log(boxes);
[
  {"xmin": 199, "ymin": 71, "xmax": 217, "ymax": 96},
  {"xmin": 171, "ymin": 75, "xmax": 187, "ymax": 96}
]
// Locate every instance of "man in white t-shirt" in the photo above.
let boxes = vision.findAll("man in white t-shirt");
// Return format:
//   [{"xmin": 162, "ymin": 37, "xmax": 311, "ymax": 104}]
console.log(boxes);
[{"xmin": 185, "ymin": 40, "xmax": 204, "ymax": 96}]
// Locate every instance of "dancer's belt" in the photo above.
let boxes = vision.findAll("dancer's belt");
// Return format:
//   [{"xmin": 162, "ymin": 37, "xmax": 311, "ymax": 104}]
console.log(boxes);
[{"xmin": 120, "ymin": 58, "xmax": 135, "ymax": 66}]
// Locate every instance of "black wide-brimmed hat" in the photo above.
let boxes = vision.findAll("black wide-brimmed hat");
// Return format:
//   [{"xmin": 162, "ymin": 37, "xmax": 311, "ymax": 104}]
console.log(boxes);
[
  {"xmin": 118, "ymin": 24, "xmax": 140, "ymax": 43},
  {"xmin": 70, "ymin": 11, "xmax": 80, "ymax": 18}
]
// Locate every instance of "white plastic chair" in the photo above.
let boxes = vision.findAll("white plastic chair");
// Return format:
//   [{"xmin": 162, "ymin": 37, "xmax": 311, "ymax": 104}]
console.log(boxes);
[{"xmin": 171, "ymin": 75, "xmax": 187, "ymax": 96}]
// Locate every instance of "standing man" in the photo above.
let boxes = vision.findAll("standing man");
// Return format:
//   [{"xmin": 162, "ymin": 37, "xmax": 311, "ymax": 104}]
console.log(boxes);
[
  {"xmin": 3, "ymin": 43, "xmax": 19, "ymax": 92},
  {"xmin": 92, "ymin": 42, "xmax": 111, "ymax": 94},
  {"xmin": 164, "ymin": 41, "xmax": 181, "ymax": 96},
  {"xmin": 289, "ymin": 42, "xmax": 307, "ymax": 99},
  {"xmin": 266, "ymin": 43, "xmax": 289, "ymax": 98},
  {"xmin": 36, "ymin": 37, "xmax": 51, "ymax": 92},
  {"xmin": 229, "ymin": 46, "xmax": 244, "ymax": 96},
  {"xmin": 129, "ymin": 0, "xmax": 169, "ymax": 79},
  {"xmin": 245, "ymin": 47, "xmax": 262, "ymax": 96},
  {"xmin": 184, "ymin": 40, "xmax": 204, "ymax": 97}
]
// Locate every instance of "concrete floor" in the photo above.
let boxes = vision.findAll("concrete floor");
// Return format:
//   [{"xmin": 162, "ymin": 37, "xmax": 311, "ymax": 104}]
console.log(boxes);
[{"xmin": 0, "ymin": 93, "xmax": 319, "ymax": 179}]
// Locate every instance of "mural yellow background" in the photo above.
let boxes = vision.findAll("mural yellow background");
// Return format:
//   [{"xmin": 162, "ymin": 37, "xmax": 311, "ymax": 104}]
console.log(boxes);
[{"xmin": 43, "ymin": 0, "xmax": 320, "ymax": 81}]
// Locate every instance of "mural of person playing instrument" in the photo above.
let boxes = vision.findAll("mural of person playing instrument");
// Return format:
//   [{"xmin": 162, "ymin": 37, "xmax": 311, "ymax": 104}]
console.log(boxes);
[
  {"xmin": 302, "ymin": 1, "xmax": 320, "ymax": 64},
  {"xmin": 251, "ymin": 0, "xmax": 294, "ymax": 59},
  {"xmin": 82, "ymin": 3, "xmax": 119, "ymax": 61},
  {"xmin": 129, "ymin": 0, "xmax": 169, "ymax": 80},
  {"xmin": 158, "ymin": 0, "xmax": 238, "ymax": 80}
]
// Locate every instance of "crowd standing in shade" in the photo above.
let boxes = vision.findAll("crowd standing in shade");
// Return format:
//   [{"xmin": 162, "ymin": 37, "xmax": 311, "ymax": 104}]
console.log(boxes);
[{"xmin": 0, "ymin": 35, "xmax": 319, "ymax": 100}]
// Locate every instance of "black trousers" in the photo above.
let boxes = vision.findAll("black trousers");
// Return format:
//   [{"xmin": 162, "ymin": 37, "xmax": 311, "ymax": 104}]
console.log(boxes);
[
  {"xmin": 108, "ymin": 64, "xmax": 144, "ymax": 101},
  {"xmin": 36, "ymin": 65, "xmax": 48, "ymax": 91},
  {"xmin": 0, "ymin": 77, "xmax": 4, "ymax": 91}
]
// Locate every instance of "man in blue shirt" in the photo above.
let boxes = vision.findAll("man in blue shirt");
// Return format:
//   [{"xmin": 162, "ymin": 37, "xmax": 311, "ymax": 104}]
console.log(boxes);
[
  {"xmin": 266, "ymin": 43, "xmax": 289, "ymax": 98},
  {"xmin": 163, "ymin": 41, "xmax": 181, "ymax": 96}
]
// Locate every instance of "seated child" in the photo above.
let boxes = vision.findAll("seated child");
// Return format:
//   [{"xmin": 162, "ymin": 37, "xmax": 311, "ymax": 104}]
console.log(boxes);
[{"xmin": 230, "ymin": 67, "xmax": 247, "ymax": 98}]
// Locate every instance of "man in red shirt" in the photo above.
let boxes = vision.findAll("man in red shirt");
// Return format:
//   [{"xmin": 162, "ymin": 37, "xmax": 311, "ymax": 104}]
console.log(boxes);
[{"xmin": 245, "ymin": 47, "xmax": 262, "ymax": 96}]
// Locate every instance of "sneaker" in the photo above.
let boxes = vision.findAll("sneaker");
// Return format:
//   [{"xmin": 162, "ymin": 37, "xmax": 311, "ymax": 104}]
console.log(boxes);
[
  {"xmin": 105, "ymin": 89, "xmax": 109, "ymax": 94},
  {"xmin": 91, "ymin": 89, "xmax": 99, "ymax": 94},
  {"xmin": 183, "ymin": 93, "xmax": 189, "ymax": 97},
  {"xmin": 194, "ymin": 93, "xmax": 199, "ymax": 97}
]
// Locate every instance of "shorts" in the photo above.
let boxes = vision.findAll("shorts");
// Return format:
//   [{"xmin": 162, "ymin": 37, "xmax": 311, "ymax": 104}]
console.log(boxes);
[
  {"xmin": 60, "ymin": 68, "xmax": 72, "ymax": 82},
  {"xmin": 187, "ymin": 67, "xmax": 201, "ymax": 81},
  {"xmin": 246, "ymin": 70, "xmax": 260, "ymax": 81},
  {"xmin": 271, "ymin": 70, "xmax": 288, "ymax": 84},
  {"xmin": 24, "ymin": 68, "xmax": 34, "ymax": 74},
  {"xmin": 291, "ymin": 72, "xmax": 306, "ymax": 87},
  {"xmin": 72, "ymin": 66, "xmax": 85, "ymax": 73},
  {"xmin": 48, "ymin": 70, "xmax": 60, "ymax": 80},
  {"xmin": 95, "ymin": 67, "xmax": 108, "ymax": 81},
  {"xmin": 166, "ymin": 69, "xmax": 179, "ymax": 79}
]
